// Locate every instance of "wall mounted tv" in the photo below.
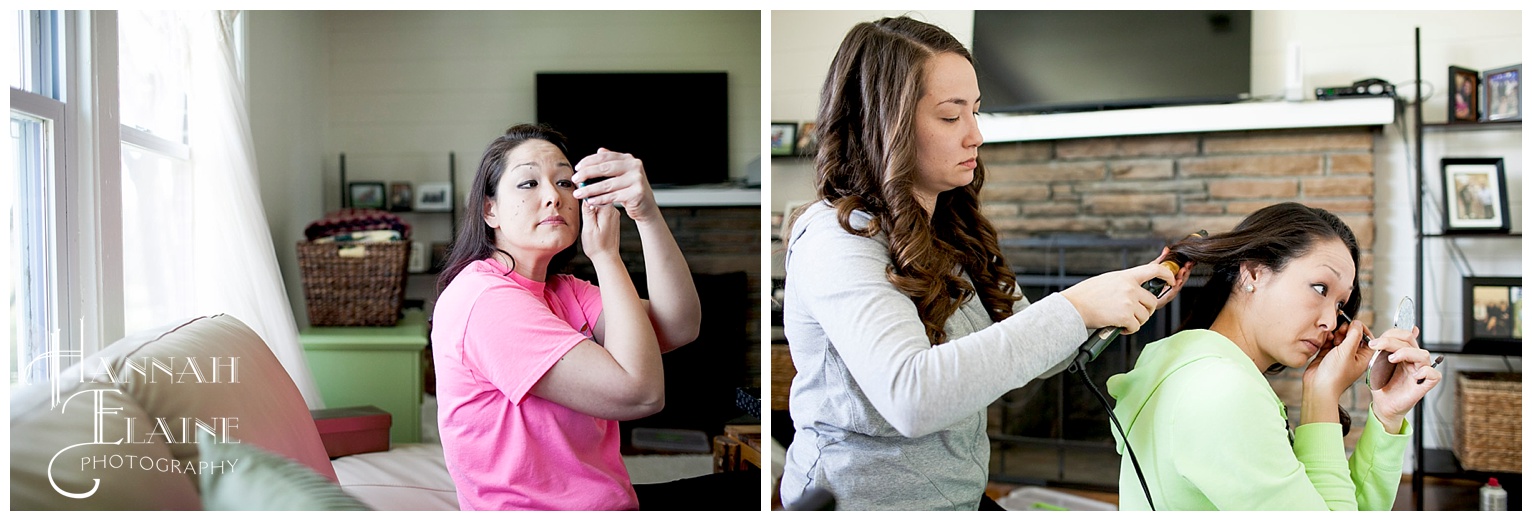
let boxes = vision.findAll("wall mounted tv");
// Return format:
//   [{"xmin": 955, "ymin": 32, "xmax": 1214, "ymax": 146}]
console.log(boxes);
[
  {"xmin": 536, "ymin": 72, "xmax": 729, "ymax": 187},
  {"xmin": 973, "ymin": 11, "xmax": 1251, "ymax": 115}
]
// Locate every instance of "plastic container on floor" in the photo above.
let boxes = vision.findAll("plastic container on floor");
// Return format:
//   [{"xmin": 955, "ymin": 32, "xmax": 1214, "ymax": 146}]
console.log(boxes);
[{"xmin": 997, "ymin": 486, "xmax": 1117, "ymax": 511}]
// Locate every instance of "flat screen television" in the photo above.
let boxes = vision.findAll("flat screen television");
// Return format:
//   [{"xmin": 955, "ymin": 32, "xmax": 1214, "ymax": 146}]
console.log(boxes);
[
  {"xmin": 536, "ymin": 72, "xmax": 729, "ymax": 187},
  {"xmin": 973, "ymin": 11, "xmax": 1251, "ymax": 114}
]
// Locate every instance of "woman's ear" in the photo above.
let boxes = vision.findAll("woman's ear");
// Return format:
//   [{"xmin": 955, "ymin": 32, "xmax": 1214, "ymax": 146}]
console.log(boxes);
[
  {"xmin": 1236, "ymin": 262, "xmax": 1271, "ymax": 294},
  {"xmin": 483, "ymin": 199, "xmax": 498, "ymax": 229}
]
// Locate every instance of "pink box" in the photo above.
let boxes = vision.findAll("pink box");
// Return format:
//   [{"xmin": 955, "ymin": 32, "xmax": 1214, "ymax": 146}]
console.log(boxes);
[{"xmin": 311, "ymin": 406, "xmax": 392, "ymax": 458}]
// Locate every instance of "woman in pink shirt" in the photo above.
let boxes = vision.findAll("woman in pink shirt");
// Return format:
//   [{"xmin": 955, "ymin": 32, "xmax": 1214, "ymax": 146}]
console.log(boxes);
[{"xmin": 432, "ymin": 124, "xmax": 707, "ymax": 510}]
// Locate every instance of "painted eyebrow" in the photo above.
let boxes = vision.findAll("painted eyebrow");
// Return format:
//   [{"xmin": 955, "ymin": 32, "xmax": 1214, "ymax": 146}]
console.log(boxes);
[
  {"xmin": 511, "ymin": 161, "xmax": 574, "ymax": 170},
  {"xmin": 1321, "ymin": 263, "xmax": 1354, "ymax": 297}
]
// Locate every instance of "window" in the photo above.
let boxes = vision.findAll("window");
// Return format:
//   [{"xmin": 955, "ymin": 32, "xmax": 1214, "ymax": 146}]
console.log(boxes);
[
  {"xmin": 118, "ymin": 11, "xmax": 195, "ymax": 334},
  {"xmin": 9, "ymin": 10, "xmax": 67, "ymax": 385}
]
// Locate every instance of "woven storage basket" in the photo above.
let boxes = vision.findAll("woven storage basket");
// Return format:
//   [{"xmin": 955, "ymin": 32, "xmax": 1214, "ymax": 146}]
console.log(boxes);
[
  {"xmin": 1454, "ymin": 371, "xmax": 1522, "ymax": 473},
  {"xmin": 297, "ymin": 240, "xmax": 410, "ymax": 327}
]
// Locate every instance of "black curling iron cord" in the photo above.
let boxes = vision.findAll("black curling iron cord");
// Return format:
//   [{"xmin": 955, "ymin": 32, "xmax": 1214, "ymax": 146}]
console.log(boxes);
[
  {"xmin": 1067, "ymin": 275, "xmax": 1167, "ymax": 510},
  {"xmin": 1079, "ymin": 362, "xmax": 1156, "ymax": 510}
]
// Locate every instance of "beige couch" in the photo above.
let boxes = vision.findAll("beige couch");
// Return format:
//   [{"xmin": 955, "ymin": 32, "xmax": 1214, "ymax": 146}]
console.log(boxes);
[
  {"xmin": 10, "ymin": 314, "xmax": 346, "ymax": 509},
  {"xmin": 11, "ymin": 313, "xmax": 714, "ymax": 510}
]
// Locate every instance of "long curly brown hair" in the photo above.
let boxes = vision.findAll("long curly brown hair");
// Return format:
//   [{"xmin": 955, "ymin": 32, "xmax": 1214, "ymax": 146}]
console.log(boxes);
[{"xmin": 813, "ymin": 16, "xmax": 1018, "ymax": 344}]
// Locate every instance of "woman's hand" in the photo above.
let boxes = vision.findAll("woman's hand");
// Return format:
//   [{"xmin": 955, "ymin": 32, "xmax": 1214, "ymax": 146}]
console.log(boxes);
[
  {"xmin": 1367, "ymin": 326, "xmax": 1437, "ymax": 434},
  {"xmin": 1150, "ymin": 247, "xmax": 1194, "ymax": 310},
  {"xmin": 572, "ymin": 148, "xmax": 661, "ymax": 223},
  {"xmin": 1298, "ymin": 322, "xmax": 1367, "ymax": 426},
  {"xmin": 1303, "ymin": 321, "xmax": 1370, "ymax": 400},
  {"xmin": 1060, "ymin": 261, "xmax": 1176, "ymax": 333},
  {"xmin": 580, "ymin": 198, "xmax": 622, "ymax": 265}
]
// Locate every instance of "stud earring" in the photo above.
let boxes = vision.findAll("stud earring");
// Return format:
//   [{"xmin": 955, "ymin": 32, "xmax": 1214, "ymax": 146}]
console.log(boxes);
[{"xmin": 1243, "ymin": 284, "xmax": 1255, "ymax": 293}]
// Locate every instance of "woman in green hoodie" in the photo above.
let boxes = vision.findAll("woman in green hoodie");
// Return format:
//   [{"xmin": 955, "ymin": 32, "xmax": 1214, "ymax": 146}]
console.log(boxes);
[{"xmin": 1107, "ymin": 202, "xmax": 1440, "ymax": 510}]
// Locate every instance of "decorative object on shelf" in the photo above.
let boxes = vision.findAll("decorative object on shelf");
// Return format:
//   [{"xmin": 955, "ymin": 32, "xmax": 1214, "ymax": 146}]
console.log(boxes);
[
  {"xmin": 1453, "ymin": 371, "xmax": 1521, "ymax": 473},
  {"xmin": 770, "ymin": 122, "xmax": 797, "ymax": 156},
  {"xmin": 348, "ymin": 182, "xmax": 386, "ymax": 210},
  {"xmin": 1483, "ymin": 64, "xmax": 1521, "ymax": 122},
  {"xmin": 1441, "ymin": 157, "xmax": 1510, "ymax": 233},
  {"xmin": 1448, "ymin": 66, "xmax": 1481, "ymax": 123},
  {"xmin": 389, "ymin": 182, "xmax": 413, "ymax": 212},
  {"xmin": 415, "ymin": 182, "xmax": 452, "ymax": 212},
  {"xmin": 796, "ymin": 121, "xmax": 818, "ymax": 157},
  {"xmin": 1462, "ymin": 276, "xmax": 1521, "ymax": 348},
  {"xmin": 407, "ymin": 241, "xmax": 428, "ymax": 273}
]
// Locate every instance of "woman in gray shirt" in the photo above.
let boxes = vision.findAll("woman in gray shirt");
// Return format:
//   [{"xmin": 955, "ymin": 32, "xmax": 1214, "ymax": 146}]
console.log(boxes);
[{"xmin": 779, "ymin": 16, "xmax": 1188, "ymax": 510}]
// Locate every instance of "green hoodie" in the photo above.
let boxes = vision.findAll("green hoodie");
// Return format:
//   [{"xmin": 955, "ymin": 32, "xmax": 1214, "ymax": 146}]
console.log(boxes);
[{"xmin": 1106, "ymin": 329, "xmax": 1409, "ymax": 510}]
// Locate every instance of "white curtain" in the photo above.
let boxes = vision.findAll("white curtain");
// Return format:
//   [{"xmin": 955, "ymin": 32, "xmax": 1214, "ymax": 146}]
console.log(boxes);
[{"xmin": 185, "ymin": 10, "xmax": 324, "ymax": 408}]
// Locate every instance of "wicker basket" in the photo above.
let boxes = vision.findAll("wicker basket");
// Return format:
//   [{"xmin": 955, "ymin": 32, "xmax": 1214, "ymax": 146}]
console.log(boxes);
[
  {"xmin": 297, "ymin": 240, "xmax": 410, "ymax": 327},
  {"xmin": 1454, "ymin": 371, "xmax": 1522, "ymax": 473}
]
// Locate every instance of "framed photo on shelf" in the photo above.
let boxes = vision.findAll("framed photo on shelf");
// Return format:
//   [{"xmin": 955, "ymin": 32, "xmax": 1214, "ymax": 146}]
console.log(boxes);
[
  {"xmin": 1483, "ymin": 64, "xmax": 1521, "ymax": 122},
  {"xmin": 1448, "ymin": 66, "xmax": 1480, "ymax": 123},
  {"xmin": 1462, "ymin": 277, "xmax": 1521, "ymax": 348},
  {"xmin": 796, "ymin": 121, "xmax": 819, "ymax": 157},
  {"xmin": 770, "ymin": 122, "xmax": 797, "ymax": 156},
  {"xmin": 347, "ymin": 182, "xmax": 386, "ymax": 210},
  {"xmin": 389, "ymin": 182, "xmax": 413, "ymax": 212},
  {"xmin": 415, "ymin": 182, "xmax": 453, "ymax": 212},
  {"xmin": 1441, "ymin": 157, "xmax": 1510, "ymax": 233}
]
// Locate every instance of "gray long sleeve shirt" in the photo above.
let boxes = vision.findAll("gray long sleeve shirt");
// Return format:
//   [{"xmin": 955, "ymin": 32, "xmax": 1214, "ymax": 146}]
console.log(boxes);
[{"xmin": 779, "ymin": 201, "xmax": 1090, "ymax": 510}]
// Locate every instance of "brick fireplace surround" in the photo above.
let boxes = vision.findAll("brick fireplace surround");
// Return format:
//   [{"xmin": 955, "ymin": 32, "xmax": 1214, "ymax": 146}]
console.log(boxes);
[{"xmin": 979, "ymin": 125, "xmax": 1385, "ymax": 452}]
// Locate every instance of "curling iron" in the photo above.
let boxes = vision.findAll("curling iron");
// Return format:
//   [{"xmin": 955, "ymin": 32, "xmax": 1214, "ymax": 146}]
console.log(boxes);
[{"xmin": 1069, "ymin": 230, "xmax": 1207, "ymax": 372}]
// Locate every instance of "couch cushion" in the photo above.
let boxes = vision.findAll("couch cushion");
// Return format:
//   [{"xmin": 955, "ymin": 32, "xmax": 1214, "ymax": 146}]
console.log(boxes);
[
  {"xmin": 331, "ymin": 443, "xmax": 459, "ymax": 510},
  {"xmin": 80, "ymin": 315, "xmax": 336, "ymax": 481},
  {"xmin": 9, "ymin": 381, "xmax": 202, "ymax": 510},
  {"xmin": 198, "ymin": 431, "xmax": 369, "ymax": 510}
]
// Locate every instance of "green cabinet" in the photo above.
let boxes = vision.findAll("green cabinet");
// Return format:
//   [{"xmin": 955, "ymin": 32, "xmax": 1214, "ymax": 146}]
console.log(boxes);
[{"xmin": 301, "ymin": 309, "xmax": 427, "ymax": 443}]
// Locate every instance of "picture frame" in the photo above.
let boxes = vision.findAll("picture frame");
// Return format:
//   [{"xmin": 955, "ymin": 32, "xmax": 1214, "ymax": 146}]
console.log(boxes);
[
  {"xmin": 1448, "ymin": 66, "xmax": 1480, "ymax": 123},
  {"xmin": 1441, "ymin": 157, "xmax": 1510, "ymax": 233},
  {"xmin": 389, "ymin": 182, "xmax": 413, "ymax": 212},
  {"xmin": 415, "ymin": 182, "xmax": 453, "ymax": 212},
  {"xmin": 1462, "ymin": 277, "xmax": 1521, "ymax": 349},
  {"xmin": 1482, "ymin": 64, "xmax": 1521, "ymax": 122},
  {"xmin": 347, "ymin": 182, "xmax": 386, "ymax": 210},
  {"xmin": 796, "ymin": 121, "xmax": 819, "ymax": 157},
  {"xmin": 770, "ymin": 122, "xmax": 797, "ymax": 156}
]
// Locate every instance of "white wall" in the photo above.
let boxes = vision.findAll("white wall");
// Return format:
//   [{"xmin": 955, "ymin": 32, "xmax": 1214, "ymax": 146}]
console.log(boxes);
[
  {"xmin": 771, "ymin": 10, "xmax": 1523, "ymax": 457},
  {"xmin": 248, "ymin": 11, "xmax": 329, "ymax": 329}
]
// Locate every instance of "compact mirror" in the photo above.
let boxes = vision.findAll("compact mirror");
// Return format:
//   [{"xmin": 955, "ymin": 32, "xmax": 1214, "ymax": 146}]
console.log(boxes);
[{"xmin": 1367, "ymin": 297, "xmax": 1415, "ymax": 390}]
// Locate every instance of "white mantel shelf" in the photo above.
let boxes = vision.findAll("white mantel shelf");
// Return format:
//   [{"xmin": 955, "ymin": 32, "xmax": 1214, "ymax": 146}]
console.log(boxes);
[
  {"xmin": 653, "ymin": 186, "xmax": 760, "ymax": 207},
  {"xmin": 978, "ymin": 97, "xmax": 1396, "ymax": 143}
]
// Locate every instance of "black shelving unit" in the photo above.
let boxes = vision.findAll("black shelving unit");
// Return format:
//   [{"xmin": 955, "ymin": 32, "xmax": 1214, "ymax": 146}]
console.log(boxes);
[{"xmin": 1410, "ymin": 27, "xmax": 1523, "ymax": 511}]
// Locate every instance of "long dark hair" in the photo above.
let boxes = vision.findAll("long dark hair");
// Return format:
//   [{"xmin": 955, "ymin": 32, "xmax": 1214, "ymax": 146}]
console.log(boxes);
[
  {"xmin": 815, "ymin": 16, "xmax": 1018, "ymax": 344},
  {"xmin": 436, "ymin": 123, "xmax": 579, "ymax": 295},
  {"xmin": 1167, "ymin": 202, "xmax": 1361, "ymax": 433}
]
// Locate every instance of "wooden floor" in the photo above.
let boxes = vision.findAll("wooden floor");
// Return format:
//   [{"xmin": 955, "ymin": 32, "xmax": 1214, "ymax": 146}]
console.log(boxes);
[{"xmin": 986, "ymin": 475, "xmax": 1501, "ymax": 511}]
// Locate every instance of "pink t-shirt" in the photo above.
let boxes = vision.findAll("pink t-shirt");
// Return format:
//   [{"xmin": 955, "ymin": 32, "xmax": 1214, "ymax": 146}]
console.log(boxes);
[{"xmin": 432, "ymin": 258, "xmax": 636, "ymax": 510}]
